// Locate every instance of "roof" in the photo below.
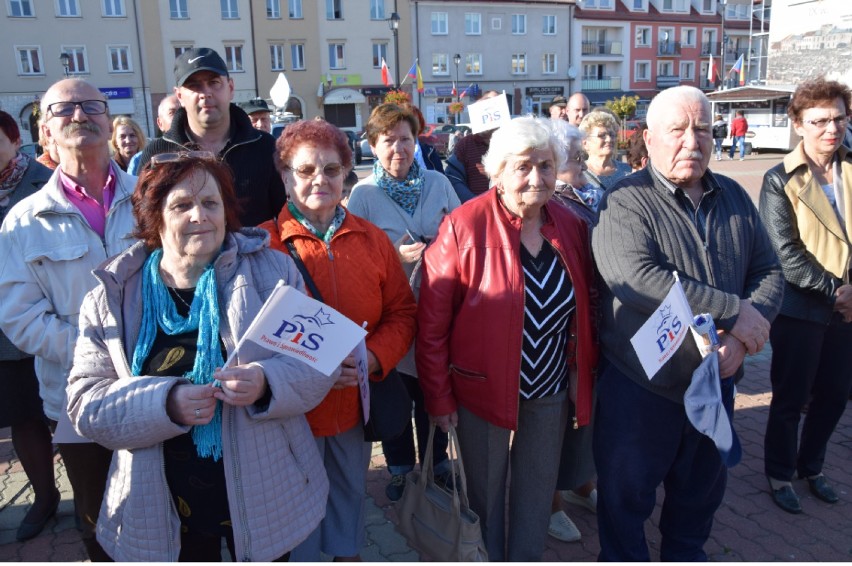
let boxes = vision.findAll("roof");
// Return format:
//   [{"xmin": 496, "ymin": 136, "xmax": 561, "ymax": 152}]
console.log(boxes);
[{"xmin": 705, "ymin": 85, "xmax": 796, "ymax": 102}]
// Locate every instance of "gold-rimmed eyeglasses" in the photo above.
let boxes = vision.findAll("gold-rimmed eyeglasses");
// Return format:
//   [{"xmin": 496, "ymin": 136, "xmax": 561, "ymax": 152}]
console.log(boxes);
[
  {"xmin": 802, "ymin": 115, "xmax": 849, "ymax": 130},
  {"xmin": 149, "ymin": 151, "xmax": 217, "ymax": 168},
  {"xmin": 287, "ymin": 163, "xmax": 345, "ymax": 179}
]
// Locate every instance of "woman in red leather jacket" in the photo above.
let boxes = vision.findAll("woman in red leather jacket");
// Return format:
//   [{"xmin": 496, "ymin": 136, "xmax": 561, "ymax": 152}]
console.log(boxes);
[{"xmin": 416, "ymin": 116, "xmax": 598, "ymax": 561}]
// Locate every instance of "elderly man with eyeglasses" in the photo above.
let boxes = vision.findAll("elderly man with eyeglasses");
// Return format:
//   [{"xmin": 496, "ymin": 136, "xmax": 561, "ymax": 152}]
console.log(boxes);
[
  {"xmin": 137, "ymin": 47, "xmax": 285, "ymax": 227},
  {"xmin": 0, "ymin": 78, "xmax": 137, "ymax": 559}
]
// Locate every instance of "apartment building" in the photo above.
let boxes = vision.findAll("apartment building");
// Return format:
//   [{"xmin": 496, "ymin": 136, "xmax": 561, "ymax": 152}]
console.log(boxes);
[
  {"xmin": 411, "ymin": 0, "xmax": 575, "ymax": 123},
  {"xmin": 2, "ymin": 0, "xmax": 150, "ymax": 144}
]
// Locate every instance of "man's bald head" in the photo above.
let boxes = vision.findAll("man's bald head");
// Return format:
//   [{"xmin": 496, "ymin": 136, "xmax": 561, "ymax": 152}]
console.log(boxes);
[
  {"xmin": 645, "ymin": 86, "xmax": 709, "ymax": 132},
  {"xmin": 41, "ymin": 78, "xmax": 106, "ymax": 116},
  {"xmin": 40, "ymin": 79, "xmax": 112, "ymax": 159},
  {"xmin": 566, "ymin": 93, "xmax": 590, "ymax": 126},
  {"xmin": 157, "ymin": 94, "xmax": 180, "ymax": 133}
]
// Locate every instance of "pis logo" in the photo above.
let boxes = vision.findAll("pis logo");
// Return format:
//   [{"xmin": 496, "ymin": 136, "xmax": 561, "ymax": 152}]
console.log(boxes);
[
  {"xmin": 655, "ymin": 304, "xmax": 683, "ymax": 353},
  {"xmin": 271, "ymin": 307, "xmax": 335, "ymax": 351}
]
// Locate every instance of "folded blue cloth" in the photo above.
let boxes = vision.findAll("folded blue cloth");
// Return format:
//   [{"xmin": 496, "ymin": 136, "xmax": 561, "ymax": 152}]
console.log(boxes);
[{"xmin": 684, "ymin": 352, "xmax": 742, "ymax": 467}]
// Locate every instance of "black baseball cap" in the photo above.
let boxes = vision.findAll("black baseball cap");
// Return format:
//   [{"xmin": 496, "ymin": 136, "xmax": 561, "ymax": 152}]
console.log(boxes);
[
  {"xmin": 550, "ymin": 95, "xmax": 568, "ymax": 107},
  {"xmin": 238, "ymin": 98, "xmax": 271, "ymax": 115},
  {"xmin": 174, "ymin": 48, "xmax": 229, "ymax": 87}
]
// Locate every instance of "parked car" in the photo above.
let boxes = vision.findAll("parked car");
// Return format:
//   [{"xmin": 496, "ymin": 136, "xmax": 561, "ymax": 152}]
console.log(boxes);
[{"xmin": 357, "ymin": 132, "xmax": 374, "ymax": 165}]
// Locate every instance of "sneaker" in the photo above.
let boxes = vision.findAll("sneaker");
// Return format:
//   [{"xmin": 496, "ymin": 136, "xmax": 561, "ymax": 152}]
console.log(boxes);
[
  {"xmin": 548, "ymin": 511, "xmax": 581, "ymax": 542},
  {"xmin": 385, "ymin": 474, "xmax": 407, "ymax": 502},
  {"xmin": 562, "ymin": 489, "xmax": 597, "ymax": 513},
  {"xmin": 739, "ymin": 157, "xmax": 745, "ymax": 161}
]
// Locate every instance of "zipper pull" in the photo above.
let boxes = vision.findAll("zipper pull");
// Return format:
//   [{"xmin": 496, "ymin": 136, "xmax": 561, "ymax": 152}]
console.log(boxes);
[{"xmin": 572, "ymin": 416, "xmax": 579, "ymax": 430}]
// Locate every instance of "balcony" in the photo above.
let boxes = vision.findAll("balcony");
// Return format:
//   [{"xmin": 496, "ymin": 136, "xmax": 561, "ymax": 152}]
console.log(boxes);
[
  {"xmin": 581, "ymin": 76, "xmax": 622, "ymax": 91},
  {"xmin": 581, "ymin": 40, "xmax": 624, "ymax": 56},
  {"xmin": 701, "ymin": 42, "xmax": 720, "ymax": 56},
  {"xmin": 656, "ymin": 75, "xmax": 681, "ymax": 89},
  {"xmin": 657, "ymin": 41, "xmax": 682, "ymax": 56}
]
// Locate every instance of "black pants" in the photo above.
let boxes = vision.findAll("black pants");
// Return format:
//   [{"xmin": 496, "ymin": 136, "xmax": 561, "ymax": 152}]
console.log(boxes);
[
  {"xmin": 593, "ymin": 363, "xmax": 730, "ymax": 561},
  {"xmin": 179, "ymin": 530, "xmax": 290, "ymax": 561},
  {"xmin": 380, "ymin": 372, "xmax": 449, "ymax": 474},
  {"xmin": 57, "ymin": 442, "xmax": 113, "ymax": 562},
  {"xmin": 764, "ymin": 314, "xmax": 852, "ymax": 481}
]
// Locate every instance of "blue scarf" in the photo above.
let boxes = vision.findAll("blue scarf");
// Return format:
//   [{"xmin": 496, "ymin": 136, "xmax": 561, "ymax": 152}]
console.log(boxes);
[
  {"xmin": 372, "ymin": 158, "xmax": 425, "ymax": 216},
  {"xmin": 131, "ymin": 249, "xmax": 224, "ymax": 461}
]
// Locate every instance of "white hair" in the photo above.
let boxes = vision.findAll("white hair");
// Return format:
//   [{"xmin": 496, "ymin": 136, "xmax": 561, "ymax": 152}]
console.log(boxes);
[
  {"xmin": 549, "ymin": 120, "xmax": 585, "ymax": 173},
  {"xmin": 483, "ymin": 116, "xmax": 567, "ymax": 178},
  {"xmin": 646, "ymin": 86, "xmax": 710, "ymax": 131}
]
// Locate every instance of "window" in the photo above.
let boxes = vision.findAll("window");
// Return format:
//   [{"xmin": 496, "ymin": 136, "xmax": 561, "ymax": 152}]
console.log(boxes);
[
  {"xmin": 174, "ymin": 44, "xmax": 193, "ymax": 58},
  {"xmin": 511, "ymin": 53, "xmax": 527, "ymax": 74},
  {"xmin": 635, "ymin": 60, "xmax": 650, "ymax": 81},
  {"xmin": 61, "ymin": 45, "xmax": 88, "ymax": 73},
  {"xmin": 15, "ymin": 46, "xmax": 42, "ymax": 75},
  {"xmin": 542, "ymin": 15, "xmax": 556, "ymax": 35},
  {"xmin": 56, "ymin": 0, "xmax": 79, "ymax": 16},
  {"xmin": 680, "ymin": 60, "xmax": 695, "ymax": 80},
  {"xmin": 291, "ymin": 44, "xmax": 305, "ymax": 69},
  {"xmin": 465, "ymin": 13, "xmax": 481, "ymax": 35},
  {"xmin": 584, "ymin": 0, "xmax": 613, "ymax": 7},
  {"xmin": 632, "ymin": 0, "xmax": 645, "ymax": 8},
  {"xmin": 270, "ymin": 43, "xmax": 285, "ymax": 70},
  {"xmin": 170, "ymin": 0, "xmax": 187, "ymax": 19},
  {"xmin": 328, "ymin": 43, "xmax": 345, "ymax": 69},
  {"xmin": 370, "ymin": 0, "xmax": 384, "ymax": 20},
  {"xmin": 102, "ymin": 0, "xmax": 124, "ymax": 16},
  {"xmin": 288, "ymin": 0, "xmax": 301, "ymax": 18},
  {"xmin": 701, "ymin": 0, "xmax": 713, "ymax": 12},
  {"xmin": 465, "ymin": 53, "xmax": 482, "ymax": 75},
  {"xmin": 326, "ymin": 0, "xmax": 342, "ymax": 20},
  {"xmin": 662, "ymin": 0, "xmax": 687, "ymax": 11},
  {"xmin": 267, "ymin": 0, "xmax": 280, "ymax": 18},
  {"xmin": 511, "ymin": 14, "xmax": 526, "ymax": 35},
  {"xmin": 682, "ymin": 28, "xmax": 696, "ymax": 47},
  {"xmin": 431, "ymin": 12, "xmax": 447, "ymax": 35},
  {"xmin": 221, "ymin": 0, "xmax": 238, "ymax": 19},
  {"xmin": 432, "ymin": 53, "xmax": 448, "ymax": 75},
  {"xmin": 491, "ymin": 16, "xmax": 501, "ymax": 31},
  {"xmin": 657, "ymin": 60, "xmax": 674, "ymax": 76},
  {"xmin": 107, "ymin": 45, "xmax": 131, "ymax": 72},
  {"xmin": 224, "ymin": 44, "xmax": 243, "ymax": 72},
  {"xmin": 635, "ymin": 26, "xmax": 651, "ymax": 47},
  {"xmin": 542, "ymin": 53, "xmax": 557, "ymax": 74},
  {"xmin": 372, "ymin": 43, "xmax": 388, "ymax": 68},
  {"xmin": 9, "ymin": 0, "xmax": 34, "ymax": 16}
]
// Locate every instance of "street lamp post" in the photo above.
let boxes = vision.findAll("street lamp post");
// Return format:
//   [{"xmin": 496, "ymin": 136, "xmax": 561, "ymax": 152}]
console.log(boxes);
[
  {"xmin": 453, "ymin": 53, "xmax": 461, "ymax": 123},
  {"xmin": 59, "ymin": 52, "xmax": 71, "ymax": 77},
  {"xmin": 719, "ymin": 0, "xmax": 727, "ymax": 89},
  {"xmin": 388, "ymin": 12, "xmax": 400, "ymax": 88}
]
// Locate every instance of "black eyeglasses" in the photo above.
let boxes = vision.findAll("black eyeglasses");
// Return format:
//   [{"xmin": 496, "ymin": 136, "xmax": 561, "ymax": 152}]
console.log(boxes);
[
  {"xmin": 149, "ymin": 151, "xmax": 217, "ymax": 168},
  {"xmin": 47, "ymin": 100, "xmax": 108, "ymax": 117},
  {"xmin": 287, "ymin": 163, "xmax": 345, "ymax": 179}
]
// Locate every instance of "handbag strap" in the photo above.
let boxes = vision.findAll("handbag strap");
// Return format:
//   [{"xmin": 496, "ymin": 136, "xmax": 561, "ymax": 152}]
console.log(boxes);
[
  {"xmin": 284, "ymin": 239, "xmax": 325, "ymax": 303},
  {"xmin": 423, "ymin": 423, "xmax": 473, "ymax": 511}
]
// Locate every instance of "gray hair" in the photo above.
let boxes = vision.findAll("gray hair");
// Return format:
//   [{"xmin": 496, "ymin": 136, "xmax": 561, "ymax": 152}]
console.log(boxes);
[
  {"xmin": 646, "ymin": 86, "xmax": 710, "ymax": 131},
  {"xmin": 549, "ymin": 120, "xmax": 585, "ymax": 173},
  {"xmin": 578, "ymin": 109, "xmax": 621, "ymax": 135},
  {"xmin": 483, "ymin": 116, "xmax": 567, "ymax": 179}
]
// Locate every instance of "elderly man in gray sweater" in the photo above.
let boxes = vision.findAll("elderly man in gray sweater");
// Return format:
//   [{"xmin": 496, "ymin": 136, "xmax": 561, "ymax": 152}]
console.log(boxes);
[{"xmin": 591, "ymin": 86, "xmax": 783, "ymax": 561}]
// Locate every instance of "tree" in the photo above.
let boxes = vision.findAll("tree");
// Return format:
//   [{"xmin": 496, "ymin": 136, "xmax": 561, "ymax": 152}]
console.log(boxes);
[{"xmin": 605, "ymin": 95, "xmax": 639, "ymax": 143}]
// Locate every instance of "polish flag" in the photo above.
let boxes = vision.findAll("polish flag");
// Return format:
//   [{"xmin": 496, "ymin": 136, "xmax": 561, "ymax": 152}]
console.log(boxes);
[{"xmin": 381, "ymin": 58, "xmax": 393, "ymax": 87}]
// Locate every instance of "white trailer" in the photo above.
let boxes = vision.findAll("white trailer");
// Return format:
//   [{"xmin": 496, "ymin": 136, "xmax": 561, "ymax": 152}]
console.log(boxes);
[{"xmin": 706, "ymin": 86, "xmax": 799, "ymax": 154}]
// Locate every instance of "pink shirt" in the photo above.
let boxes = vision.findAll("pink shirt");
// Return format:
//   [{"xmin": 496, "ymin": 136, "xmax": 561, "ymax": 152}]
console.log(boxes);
[{"xmin": 58, "ymin": 164, "xmax": 116, "ymax": 238}]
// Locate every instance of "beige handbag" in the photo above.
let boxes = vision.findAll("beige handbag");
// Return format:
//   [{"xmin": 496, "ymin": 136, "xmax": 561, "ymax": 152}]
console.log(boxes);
[{"xmin": 395, "ymin": 424, "xmax": 488, "ymax": 562}]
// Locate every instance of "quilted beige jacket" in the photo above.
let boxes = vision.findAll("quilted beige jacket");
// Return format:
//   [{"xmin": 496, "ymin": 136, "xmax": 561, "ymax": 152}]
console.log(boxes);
[{"xmin": 67, "ymin": 229, "xmax": 338, "ymax": 562}]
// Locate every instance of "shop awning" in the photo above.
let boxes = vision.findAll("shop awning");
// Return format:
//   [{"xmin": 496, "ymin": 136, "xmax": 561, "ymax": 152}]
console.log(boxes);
[{"xmin": 324, "ymin": 88, "xmax": 366, "ymax": 105}]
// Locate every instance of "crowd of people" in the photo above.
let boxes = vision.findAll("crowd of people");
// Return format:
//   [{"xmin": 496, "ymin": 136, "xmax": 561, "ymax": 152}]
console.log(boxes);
[{"xmin": 0, "ymin": 43, "xmax": 850, "ymax": 562}]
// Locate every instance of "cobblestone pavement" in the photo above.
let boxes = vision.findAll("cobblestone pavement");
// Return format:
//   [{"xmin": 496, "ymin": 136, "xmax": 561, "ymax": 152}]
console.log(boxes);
[{"xmin": 3, "ymin": 154, "xmax": 850, "ymax": 561}]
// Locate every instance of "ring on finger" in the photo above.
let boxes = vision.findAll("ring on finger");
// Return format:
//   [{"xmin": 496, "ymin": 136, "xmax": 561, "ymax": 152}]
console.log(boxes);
[{"xmin": 194, "ymin": 408, "xmax": 201, "ymax": 418}]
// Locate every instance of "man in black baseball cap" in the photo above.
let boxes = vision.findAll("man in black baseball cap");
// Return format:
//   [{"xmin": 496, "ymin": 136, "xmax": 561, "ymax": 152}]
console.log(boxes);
[
  {"xmin": 137, "ymin": 47, "xmax": 285, "ymax": 226},
  {"xmin": 238, "ymin": 98, "xmax": 272, "ymax": 134},
  {"xmin": 549, "ymin": 95, "xmax": 569, "ymax": 121}
]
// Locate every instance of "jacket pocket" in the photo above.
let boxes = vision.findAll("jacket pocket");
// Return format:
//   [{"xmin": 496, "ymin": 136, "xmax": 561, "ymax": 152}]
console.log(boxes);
[
  {"xmin": 449, "ymin": 364, "xmax": 487, "ymax": 381},
  {"xmin": 24, "ymin": 243, "xmax": 92, "ymax": 316},
  {"xmin": 279, "ymin": 422, "xmax": 310, "ymax": 485}
]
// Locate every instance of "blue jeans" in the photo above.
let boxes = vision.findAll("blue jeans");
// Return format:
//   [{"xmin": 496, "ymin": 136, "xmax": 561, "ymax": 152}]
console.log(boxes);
[
  {"xmin": 381, "ymin": 372, "xmax": 450, "ymax": 477},
  {"xmin": 714, "ymin": 138, "xmax": 723, "ymax": 156},
  {"xmin": 729, "ymin": 136, "xmax": 746, "ymax": 158},
  {"xmin": 593, "ymin": 363, "xmax": 730, "ymax": 561}
]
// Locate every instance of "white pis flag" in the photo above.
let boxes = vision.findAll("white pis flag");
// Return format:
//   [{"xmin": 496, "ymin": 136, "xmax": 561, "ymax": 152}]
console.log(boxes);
[
  {"xmin": 467, "ymin": 92, "xmax": 511, "ymax": 134},
  {"xmin": 225, "ymin": 282, "xmax": 368, "ymax": 377},
  {"xmin": 630, "ymin": 273, "xmax": 695, "ymax": 380}
]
